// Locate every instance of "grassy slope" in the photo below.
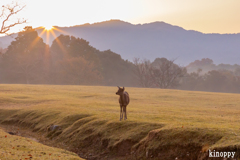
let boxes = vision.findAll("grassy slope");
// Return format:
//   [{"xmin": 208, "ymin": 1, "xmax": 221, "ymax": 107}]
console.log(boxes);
[
  {"xmin": 0, "ymin": 84, "xmax": 240, "ymax": 159},
  {"xmin": 0, "ymin": 128, "xmax": 82, "ymax": 160}
]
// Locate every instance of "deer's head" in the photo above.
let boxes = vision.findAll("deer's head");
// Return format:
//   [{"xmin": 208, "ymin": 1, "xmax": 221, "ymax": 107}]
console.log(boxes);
[{"xmin": 116, "ymin": 86, "xmax": 125, "ymax": 95}]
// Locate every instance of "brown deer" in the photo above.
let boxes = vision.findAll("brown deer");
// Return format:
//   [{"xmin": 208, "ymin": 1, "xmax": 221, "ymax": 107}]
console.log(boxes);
[{"xmin": 116, "ymin": 86, "xmax": 130, "ymax": 121}]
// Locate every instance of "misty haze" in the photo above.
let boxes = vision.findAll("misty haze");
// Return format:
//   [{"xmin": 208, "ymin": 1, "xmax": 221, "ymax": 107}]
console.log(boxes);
[
  {"xmin": 1, "ymin": 20, "xmax": 240, "ymax": 65},
  {"xmin": 1, "ymin": 21, "xmax": 240, "ymax": 93},
  {"xmin": 1, "ymin": 1, "xmax": 240, "ymax": 160}
]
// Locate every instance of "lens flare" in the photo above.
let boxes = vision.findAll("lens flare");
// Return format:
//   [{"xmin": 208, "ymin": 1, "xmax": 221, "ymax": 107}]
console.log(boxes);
[{"xmin": 44, "ymin": 25, "xmax": 53, "ymax": 30}]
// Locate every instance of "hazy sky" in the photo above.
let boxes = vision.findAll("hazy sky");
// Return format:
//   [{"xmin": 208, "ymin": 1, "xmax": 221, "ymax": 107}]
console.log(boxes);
[{"xmin": 1, "ymin": 0, "xmax": 240, "ymax": 34}]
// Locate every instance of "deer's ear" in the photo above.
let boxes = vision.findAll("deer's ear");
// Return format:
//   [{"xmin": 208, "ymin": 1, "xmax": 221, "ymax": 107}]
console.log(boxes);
[
  {"xmin": 123, "ymin": 87, "xmax": 125, "ymax": 91},
  {"xmin": 117, "ymin": 86, "xmax": 120, "ymax": 89}
]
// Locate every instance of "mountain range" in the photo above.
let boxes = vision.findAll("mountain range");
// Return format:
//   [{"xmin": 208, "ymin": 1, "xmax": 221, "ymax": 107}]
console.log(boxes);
[{"xmin": 0, "ymin": 20, "xmax": 239, "ymax": 65}]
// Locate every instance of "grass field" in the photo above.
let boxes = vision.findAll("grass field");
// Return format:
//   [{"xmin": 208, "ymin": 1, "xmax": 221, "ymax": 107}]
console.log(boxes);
[
  {"xmin": 0, "ymin": 84, "xmax": 240, "ymax": 159},
  {"xmin": 0, "ymin": 128, "xmax": 82, "ymax": 160}
]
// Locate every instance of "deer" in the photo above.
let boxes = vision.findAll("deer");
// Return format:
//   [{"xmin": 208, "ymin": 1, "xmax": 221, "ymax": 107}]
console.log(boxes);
[{"xmin": 116, "ymin": 86, "xmax": 130, "ymax": 121}]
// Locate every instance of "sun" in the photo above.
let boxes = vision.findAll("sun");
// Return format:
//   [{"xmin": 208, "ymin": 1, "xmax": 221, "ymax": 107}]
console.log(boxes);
[{"xmin": 44, "ymin": 25, "xmax": 53, "ymax": 30}]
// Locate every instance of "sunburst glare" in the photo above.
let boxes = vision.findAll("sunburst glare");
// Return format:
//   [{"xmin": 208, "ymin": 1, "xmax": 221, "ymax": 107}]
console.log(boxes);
[{"xmin": 44, "ymin": 25, "xmax": 53, "ymax": 30}]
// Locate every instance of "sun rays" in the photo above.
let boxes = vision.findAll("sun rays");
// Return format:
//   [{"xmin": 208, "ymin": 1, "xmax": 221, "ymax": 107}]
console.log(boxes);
[
  {"xmin": 50, "ymin": 29, "xmax": 68, "ymax": 54},
  {"xmin": 44, "ymin": 25, "xmax": 53, "ymax": 30},
  {"xmin": 27, "ymin": 26, "xmax": 69, "ymax": 55}
]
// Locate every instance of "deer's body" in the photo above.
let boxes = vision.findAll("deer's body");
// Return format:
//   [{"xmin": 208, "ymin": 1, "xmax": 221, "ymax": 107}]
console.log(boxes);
[{"xmin": 116, "ymin": 86, "xmax": 130, "ymax": 121}]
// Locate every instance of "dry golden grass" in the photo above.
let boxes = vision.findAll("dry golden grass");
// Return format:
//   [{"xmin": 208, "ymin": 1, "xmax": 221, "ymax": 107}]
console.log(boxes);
[
  {"xmin": 1, "ymin": 84, "xmax": 240, "ymax": 129},
  {"xmin": 0, "ymin": 84, "xmax": 240, "ymax": 159},
  {"xmin": 0, "ymin": 128, "xmax": 82, "ymax": 160}
]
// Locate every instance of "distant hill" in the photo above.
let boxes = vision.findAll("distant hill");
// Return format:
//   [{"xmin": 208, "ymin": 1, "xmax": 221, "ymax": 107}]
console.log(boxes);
[
  {"xmin": 0, "ymin": 20, "xmax": 240, "ymax": 65},
  {"xmin": 186, "ymin": 58, "xmax": 240, "ymax": 74}
]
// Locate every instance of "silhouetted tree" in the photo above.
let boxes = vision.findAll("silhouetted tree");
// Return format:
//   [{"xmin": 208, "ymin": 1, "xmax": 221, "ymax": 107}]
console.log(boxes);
[
  {"xmin": 2, "ymin": 26, "xmax": 50, "ymax": 84},
  {"xmin": 51, "ymin": 35, "xmax": 136, "ymax": 86},
  {"xmin": 56, "ymin": 57, "xmax": 102, "ymax": 85},
  {"xmin": 97, "ymin": 49, "xmax": 136, "ymax": 86},
  {"xmin": 180, "ymin": 69, "xmax": 240, "ymax": 93},
  {"xmin": 50, "ymin": 34, "xmax": 70, "ymax": 63},
  {"xmin": 50, "ymin": 35, "xmax": 104, "ymax": 84},
  {"xmin": 50, "ymin": 35, "xmax": 99, "ymax": 63},
  {"xmin": 179, "ymin": 69, "xmax": 205, "ymax": 91},
  {"xmin": 204, "ymin": 70, "xmax": 240, "ymax": 92}
]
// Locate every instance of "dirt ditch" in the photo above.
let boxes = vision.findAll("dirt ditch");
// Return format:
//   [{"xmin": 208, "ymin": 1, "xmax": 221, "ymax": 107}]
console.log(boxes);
[
  {"xmin": 0, "ymin": 110, "xmax": 239, "ymax": 160},
  {"xmin": 1, "ymin": 123, "xmax": 239, "ymax": 160}
]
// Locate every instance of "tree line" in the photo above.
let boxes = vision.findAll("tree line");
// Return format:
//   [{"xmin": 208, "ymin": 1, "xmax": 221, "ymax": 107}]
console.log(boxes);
[
  {"xmin": 134, "ymin": 57, "xmax": 240, "ymax": 93},
  {"xmin": 0, "ymin": 27, "xmax": 136, "ymax": 86},
  {"xmin": 1, "ymin": 27, "xmax": 240, "ymax": 93},
  {"xmin": 180, "ymin": 66, "xmax": 240, "ymax": 93}
]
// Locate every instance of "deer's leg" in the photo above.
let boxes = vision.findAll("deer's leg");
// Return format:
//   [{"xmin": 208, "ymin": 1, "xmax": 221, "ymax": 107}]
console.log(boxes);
[
  {"xmin": 125, "ymin": 106, "xmax": 127, "ymax": 120},
  {"xmin": 123, "ymin": 106, "xmax": 127, "ymax": 120},
  {"xmin": 120, "ymin": 105, "xmax": 123, "ymax": 121}
]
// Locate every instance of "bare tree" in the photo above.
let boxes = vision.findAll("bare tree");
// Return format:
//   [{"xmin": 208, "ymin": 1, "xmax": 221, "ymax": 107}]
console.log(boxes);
[
  {"xmin": 0, "ymin": 1, "xmax": 26, "ymax": 34},
  {"xmin": 133, "ymin": 57, "xmax": 153, "ymax": 87},
  {"xmin": 133, "ymin": 57, "xmax": 186, "ymax": 88},
  {"xmin": 151, "ymin": 58, "xmax": 186, "ymax": 88}
]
